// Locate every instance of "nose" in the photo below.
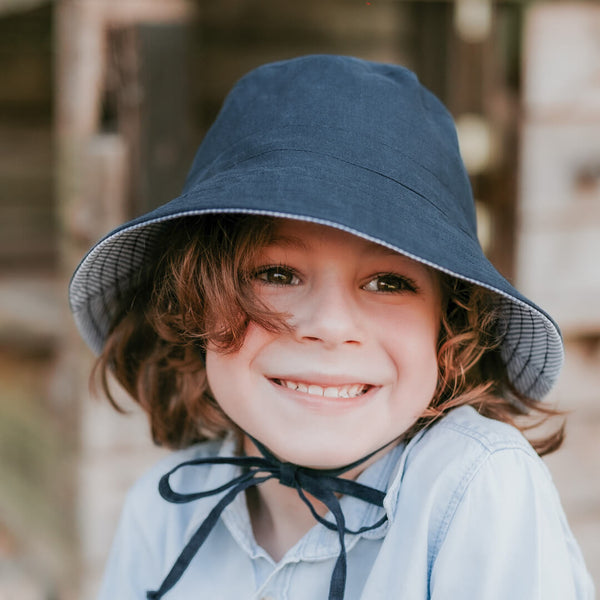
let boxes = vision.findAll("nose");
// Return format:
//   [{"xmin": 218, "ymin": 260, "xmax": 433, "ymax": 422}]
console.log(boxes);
[{"xmin": 292, "ymin": 275, "xmax": 364, "ymax": 347}]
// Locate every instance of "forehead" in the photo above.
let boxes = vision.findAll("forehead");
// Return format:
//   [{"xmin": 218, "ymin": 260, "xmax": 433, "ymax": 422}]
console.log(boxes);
[
  {"xmin": 264, "ymin": 218, "xmax": 443, "ymax": 294},
  {"xmin": 268, "ymin": 218, "xmax": 423, "ymax": 263}
]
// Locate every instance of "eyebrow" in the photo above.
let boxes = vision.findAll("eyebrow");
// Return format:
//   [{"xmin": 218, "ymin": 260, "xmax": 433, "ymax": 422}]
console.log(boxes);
[
  {"xmin": 267, "ymin": 233, "xmax": 310, "ymax": 250},
  {"xmin": 269, "ymin": 231, "xmax": 406, "ymax": 258},
  {"xmin": 365, "ymin": 243, "xmax": 404, "ymax": 257}
]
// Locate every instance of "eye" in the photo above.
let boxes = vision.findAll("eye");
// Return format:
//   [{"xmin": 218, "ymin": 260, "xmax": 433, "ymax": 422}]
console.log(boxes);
[
  {"xmin": 362, "ymin": 273, "xmax": 418, "ymax": 294},
  {"xmin": 254, "ymin": 265, "xmax": 300, "ymax": 286}
]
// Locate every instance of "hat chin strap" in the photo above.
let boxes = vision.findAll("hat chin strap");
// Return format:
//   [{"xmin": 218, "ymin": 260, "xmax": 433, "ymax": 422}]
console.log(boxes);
[{"xmin": 146, "ymin": 433, "xmax": 398, "ymax": 600}]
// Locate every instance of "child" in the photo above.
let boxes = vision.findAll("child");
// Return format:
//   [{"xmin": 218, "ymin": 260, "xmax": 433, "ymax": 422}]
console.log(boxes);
[{"xmin": 69, "ymin": 55, "xmax": 594, "ymax": 599}]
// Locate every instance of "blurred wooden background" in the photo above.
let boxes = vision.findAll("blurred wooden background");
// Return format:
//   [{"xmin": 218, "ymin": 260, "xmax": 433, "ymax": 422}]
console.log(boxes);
[{"xmin": 0, "ymin": 1, "xmax": 598, "ymax": 597}]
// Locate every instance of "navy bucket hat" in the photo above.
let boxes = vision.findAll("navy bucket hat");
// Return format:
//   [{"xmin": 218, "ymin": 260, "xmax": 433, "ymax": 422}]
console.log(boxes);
[{"xmin": 69, "ymin": 54, "xmax": 563, "ymax": 401}]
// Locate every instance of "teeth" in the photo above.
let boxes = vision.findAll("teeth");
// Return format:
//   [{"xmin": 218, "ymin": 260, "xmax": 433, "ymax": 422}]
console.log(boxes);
[
  {"xmin": 278, "ymin": 379, "xmax": 367, "ymax": 398},
  {"xmin": 350, "ymin": 384, "xmax": 363, "ymax": 397}
]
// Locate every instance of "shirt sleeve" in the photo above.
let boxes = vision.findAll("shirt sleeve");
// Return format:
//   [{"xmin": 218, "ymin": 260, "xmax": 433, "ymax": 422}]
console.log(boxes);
[
  {"xmin": 429, "ymin": 447, "xmax": 595, "ymax": 600},
  {"xmin": 97, "ymin": 487, "xmax": 162, "ymax": 600}
]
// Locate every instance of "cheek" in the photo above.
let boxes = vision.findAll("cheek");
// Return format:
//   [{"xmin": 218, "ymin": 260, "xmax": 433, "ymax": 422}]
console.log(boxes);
[
  {"xmin": 416, "ymin": 308, "xmax": 442, "ymax": 379},
  {"xmin": 205, "ymin": 351, "xmax": 254, "ymax": 434},
  {"xmin": 382, "ymin": 300, "xmax": 441, "ymax": 343},
  {"xmin": 381, "ymin": 304, "xmax": 440, "ymax": 379},
  {"xmin": 416, "ymin": 310, "xmax": 442, "ymax": 402},
  {"xmin": 204, "ymin": 323, "xmax": 273, "ymax": 408},
  {"xmin": 205, "ymin": 351, "xmax": 235, "ymax": 411}
]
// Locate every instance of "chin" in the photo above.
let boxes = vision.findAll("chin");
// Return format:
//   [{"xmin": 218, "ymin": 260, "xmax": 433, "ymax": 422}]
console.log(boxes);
[{"xmin": 258, "ymin": 436, "xmax": 374, "ymax": 471}]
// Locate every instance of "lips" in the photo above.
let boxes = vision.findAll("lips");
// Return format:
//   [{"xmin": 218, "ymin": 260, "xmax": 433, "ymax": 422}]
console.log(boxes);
[{"xmin": 271, "ymin": 378, "xmax": 371, "ymax": 399}]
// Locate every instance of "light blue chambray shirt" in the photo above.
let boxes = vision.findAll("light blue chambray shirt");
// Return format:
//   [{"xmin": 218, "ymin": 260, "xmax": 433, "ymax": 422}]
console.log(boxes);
[{"xmin": 99, "ymin": 406, "xmax": 595, "ymax": 599}]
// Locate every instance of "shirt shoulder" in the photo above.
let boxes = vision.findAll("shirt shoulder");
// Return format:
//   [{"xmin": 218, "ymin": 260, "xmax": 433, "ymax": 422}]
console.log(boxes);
[
  {"xmin": 408, "ymin": 403, "xmax": 548, "ymax": 518},
  {"xmin": 121, "ymin": 436, "xmax": 234, "ymax": 542},
  {"xmin": 403, "ymin": 404, "xmax": 539, "ymax": 477},
  {"xmin": 413, "ymin": 408, "xmax": 595, "ymax": 599},
  {"xmin": 127, "ymin": 438, "xmax": 227, "ymax": 499},
  {"xmin": 424, "ymin": 404, "xmax": 536, "ymax": 453},
  {"xmin": 98, "ymin": 438, "xmax": 234, "ymax": 598},
  {"xmin": 386, "ymin": 405, "xmax": 550, "ymax": 547}
]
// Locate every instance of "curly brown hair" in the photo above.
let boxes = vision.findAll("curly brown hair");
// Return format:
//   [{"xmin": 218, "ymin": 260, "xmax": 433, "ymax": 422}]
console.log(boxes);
[{"xmin": 94, "ymin": 214, "xmax": 564, "ymax": 455}]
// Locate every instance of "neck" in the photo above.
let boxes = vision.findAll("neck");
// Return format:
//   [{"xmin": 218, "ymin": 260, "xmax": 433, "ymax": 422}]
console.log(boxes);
[
  {"xmin": 241, "ymin": 436, "xmax": 391, "ymax": 561},
  {"xmin": 245, "ymin": 476, "xmax": 327, "ymax": 561}
]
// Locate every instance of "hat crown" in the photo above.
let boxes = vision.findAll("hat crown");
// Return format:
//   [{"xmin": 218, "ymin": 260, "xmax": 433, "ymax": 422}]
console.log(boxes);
[{"xmin": 183, "ymin": 55, "xmax": 477, "ymax": 237}]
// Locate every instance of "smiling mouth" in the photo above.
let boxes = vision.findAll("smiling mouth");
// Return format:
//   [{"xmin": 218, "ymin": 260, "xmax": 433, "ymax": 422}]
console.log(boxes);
[{"xmin": 271, "ymin": 379, "xmax": 372, "ymax": 399}]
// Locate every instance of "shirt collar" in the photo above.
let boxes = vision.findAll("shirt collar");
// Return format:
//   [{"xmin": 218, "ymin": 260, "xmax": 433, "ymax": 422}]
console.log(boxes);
[{"xmin": 181, "ymin": 435, "xmax": 410, "ymax": 559}]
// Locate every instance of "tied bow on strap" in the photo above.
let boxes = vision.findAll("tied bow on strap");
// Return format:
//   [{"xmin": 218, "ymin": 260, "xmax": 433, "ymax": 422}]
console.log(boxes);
[{"xmin": 147, "ymin": 437, "xmax": 390, "ymax": 600}]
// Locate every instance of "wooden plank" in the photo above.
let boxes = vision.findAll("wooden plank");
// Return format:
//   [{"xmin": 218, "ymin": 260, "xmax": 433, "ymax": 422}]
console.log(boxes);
[
  {"xmin": 103, "ymin": 0, "xmax": 196, "ymax": 26},
  {"xmin": 107, "ymin": 22, "xmax": 196, "ymax": 216},
  {"xmin": 523, "ymin": 2, "xmax": 600, "ymax": 119},
  {"xmin": 0, "ymin": 0, "xmax": 49, "ymax": 16}
]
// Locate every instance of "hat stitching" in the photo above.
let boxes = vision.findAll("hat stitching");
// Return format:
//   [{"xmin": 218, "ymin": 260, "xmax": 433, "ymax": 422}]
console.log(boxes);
[
  {"xmin": 180, "ymin": 164, "xmax": 476, "ymax": 244},
  {"xmin": 86, "ymin": 252, "xmax": 107, "ymax": 348},
  {"xmin": 522, "ymin": 315, "xmax": 551, "ymax": 397},
  {"xmin": 511, "ymin": 310, "xmax": 536, "ymax": 390},
  {"xmin": 502, "ymin": 303, "xmax": 522, "ymax": 368},
  {"xmin": 196, "ymin": 122, "xmax": 463, "ymax": 205},
  {"xmin": 205, "ymin": 147, "xmax": 467, "ymax": 232}
]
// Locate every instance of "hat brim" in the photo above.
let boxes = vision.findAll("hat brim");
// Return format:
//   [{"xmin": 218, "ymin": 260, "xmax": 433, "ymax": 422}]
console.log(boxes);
[{"xmin": 70, "ymin": 152, "xmax": 563, "ymax": 400}]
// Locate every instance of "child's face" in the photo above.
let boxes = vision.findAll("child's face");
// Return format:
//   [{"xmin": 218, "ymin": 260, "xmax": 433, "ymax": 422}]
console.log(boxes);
[{"xmin": 206, "ymin": 219, "xmax": 441, "ymax": 468}]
